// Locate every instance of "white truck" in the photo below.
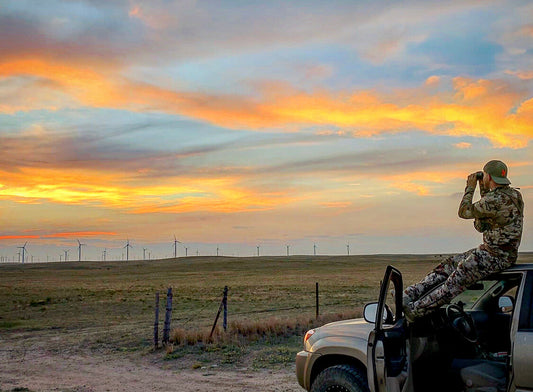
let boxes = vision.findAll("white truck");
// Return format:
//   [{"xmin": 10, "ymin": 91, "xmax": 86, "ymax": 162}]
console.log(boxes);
[{"xmin": 296, "ymin": 264, "xmax": 533, "ymax": 392}]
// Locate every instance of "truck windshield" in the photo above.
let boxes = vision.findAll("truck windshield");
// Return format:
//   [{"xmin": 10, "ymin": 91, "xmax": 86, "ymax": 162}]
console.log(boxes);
[{"xmin": 451, "ymin": 280, "xmax": 498, "ymax": 309}]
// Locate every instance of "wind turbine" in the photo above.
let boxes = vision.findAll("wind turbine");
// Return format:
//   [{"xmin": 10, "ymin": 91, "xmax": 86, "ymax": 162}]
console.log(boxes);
[
  {"xmin": 124, "ymin": 239, "xmax": 132, "ymax": 261},
  {"xmin": 286, "ymin": 245, "xmax": 290, "ymax": 256},
  {"xmin": 347, "ymin": 244, "xmax": 350, "ymax": 256},
  {"xmin": 257, "ymin": 245, "xmax": 260, "ymax": 257},
  {"xmin": 64, "ymin": 249, "xmax": 69, "ymax": 262},
  {"xmin": 143, "ymin": 248, "xmax": 147, "ymax": 260},
  {"xmin": 17, "ymin": 242, "xmax": 27, "ymax": 264},
  {"xmin": 313, "ymin": 243, "xmax": 317, "ymax": 256},
  {"xmin": 77, "ymin": 239, "xmax": 86, "ymax": 262},
  {"xmin": 173, "ymin": 235, "xmax": 181, "ymax": 258}
]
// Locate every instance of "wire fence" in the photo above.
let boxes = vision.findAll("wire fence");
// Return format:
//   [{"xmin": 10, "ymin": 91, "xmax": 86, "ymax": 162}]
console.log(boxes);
[{"xmin": 154, "ymin": 282, "xmax": 365, "ymax": 348}]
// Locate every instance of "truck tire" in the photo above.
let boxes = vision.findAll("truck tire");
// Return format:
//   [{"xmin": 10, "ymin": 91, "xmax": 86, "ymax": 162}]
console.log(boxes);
[{"xmin": 310, "ymin": 364, "xmax": 369, "ymax": 392}]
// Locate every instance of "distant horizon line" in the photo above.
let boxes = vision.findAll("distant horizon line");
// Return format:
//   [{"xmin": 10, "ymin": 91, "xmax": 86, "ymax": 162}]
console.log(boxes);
[{"xmin": 1, "ymin": 250, "xmax": 532, "ymax": 265}]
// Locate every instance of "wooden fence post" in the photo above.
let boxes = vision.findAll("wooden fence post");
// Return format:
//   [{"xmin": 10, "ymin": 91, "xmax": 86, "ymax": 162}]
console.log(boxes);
[
  {"xmin": 162, "ymin": 287, "xmax": 173, "ymax": 345},
  {"xmin": 222, "ymin": 286, "xmax": 228, "ymax": 332},
  {"xmin": 316, "ymin": 282, "xmax": 319, "ymax": 319},
  {"xmin": 209, "ymin": 286, "xmax": 227, "ymax": 340},
  {"xmin": 154, "ymin": 292, "xmax": 160, "ymax": 349}
]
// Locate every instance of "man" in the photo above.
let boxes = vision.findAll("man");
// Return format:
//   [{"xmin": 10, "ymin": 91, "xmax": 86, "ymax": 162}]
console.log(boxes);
[{"xmin": 403, "ymin": 160, "xmax": 524, "ymax": 322}]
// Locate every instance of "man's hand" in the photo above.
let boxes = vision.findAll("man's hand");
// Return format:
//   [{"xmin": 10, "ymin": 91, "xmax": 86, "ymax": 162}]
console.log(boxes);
[{"xmin": 466, "ymin": 172, "xmax": 478, "ymax": 188}]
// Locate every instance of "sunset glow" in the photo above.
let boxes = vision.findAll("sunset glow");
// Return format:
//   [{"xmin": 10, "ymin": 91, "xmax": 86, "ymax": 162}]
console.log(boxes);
[{"xmin": 1, "ymin": 1, "xmax": 531, "ymax": 260}]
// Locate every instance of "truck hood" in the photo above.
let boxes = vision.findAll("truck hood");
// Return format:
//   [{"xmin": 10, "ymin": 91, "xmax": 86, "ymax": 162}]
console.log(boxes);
[{"xmin": 315, "ymin": 317, "xmax": 374, "ymax": 341}]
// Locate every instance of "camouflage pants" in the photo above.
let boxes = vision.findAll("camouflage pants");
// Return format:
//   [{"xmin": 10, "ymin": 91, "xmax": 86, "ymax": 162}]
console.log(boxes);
[{"xmin": 404, "ymin": 247, "xmax": 512, "ymax": 318}]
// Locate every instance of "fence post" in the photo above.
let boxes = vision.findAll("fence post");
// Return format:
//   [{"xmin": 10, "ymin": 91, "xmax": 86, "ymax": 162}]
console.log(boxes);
[
  {"xmin": 154, "ymin": 292, "xmax": 160, "ymax": 349},
  {"xmin": 209, "ymin": 286, "xmax": 227, "ymax": 340},
  {"xmin": 316, "ymin": 282, "xmax": 319, "ymax": 319},
  {"xmin": 222, "ymin": 286, "xmax": 228, "ymax": 332},
  {"xmin": 162, "ymin": 287, "xmax": 173, "ymax": 345}
]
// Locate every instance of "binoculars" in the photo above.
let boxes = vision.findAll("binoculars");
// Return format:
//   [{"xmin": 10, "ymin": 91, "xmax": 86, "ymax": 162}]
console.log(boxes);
[{"xmin": 476, "ymin": 171, "xmax": 484, "ymax": 180}]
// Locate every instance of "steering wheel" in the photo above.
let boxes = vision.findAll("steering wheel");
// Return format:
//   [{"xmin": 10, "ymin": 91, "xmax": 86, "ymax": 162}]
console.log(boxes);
[{"xmin": 445, "ymin": 304, "xmax": 478, "ymax": 343}]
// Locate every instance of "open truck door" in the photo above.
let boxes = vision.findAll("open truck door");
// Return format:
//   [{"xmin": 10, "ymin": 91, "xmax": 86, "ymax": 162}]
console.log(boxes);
[{"xmin": 367, "ymin": 265, "xmax": 409, "ymax": 392}]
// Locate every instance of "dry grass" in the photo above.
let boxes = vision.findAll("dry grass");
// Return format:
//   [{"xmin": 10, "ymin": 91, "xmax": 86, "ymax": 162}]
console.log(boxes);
[
  {"xmin": 1, "ymin": 252, "xmax": 531, "ymax": 355},
  {"xmin": 171, "ymin": 309, "xmax": 362, "ymax": 346}
]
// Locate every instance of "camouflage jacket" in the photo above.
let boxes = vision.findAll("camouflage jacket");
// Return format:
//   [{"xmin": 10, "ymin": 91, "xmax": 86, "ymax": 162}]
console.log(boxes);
[{"xmin": 458, "ymin": 183, "xmax": 524, "ymax": 263}]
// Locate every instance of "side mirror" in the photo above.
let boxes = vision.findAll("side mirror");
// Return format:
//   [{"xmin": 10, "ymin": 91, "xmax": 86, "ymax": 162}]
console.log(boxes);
[
  {"xmin": 364, "ymin": 302, "xmax": 393, "ymax": 324},
  {"xmin": 498, "ymin": 296, "xmax": 514, "ymax": 313},
  {"xmin": 364, "ymin": 302, "xmax": 378, "ymax": 323}
]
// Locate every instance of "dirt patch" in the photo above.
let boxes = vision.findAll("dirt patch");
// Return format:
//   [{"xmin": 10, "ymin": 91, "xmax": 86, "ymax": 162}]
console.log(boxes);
[{"xmin": 0, "ymin": 329, "xmax": 302, "ymax": 392}]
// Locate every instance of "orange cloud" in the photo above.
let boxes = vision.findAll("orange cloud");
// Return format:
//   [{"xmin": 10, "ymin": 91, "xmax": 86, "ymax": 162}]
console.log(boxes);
[
  {"xmin": 378, "ymin": 161, "xmax": 531, "ymax": 196},
  {"xmin": 129, "ymin": 5, "xmax": 141, "ymax": 17},
  {"xmin": 518, "ymin": 25, "xmax": 533, "ymax": 37},
  {"xmin": 454, "ymin": 142, "xmax": 472, "ymax": 149},
  {"xmin": 0, "ymin": 166, "xmax": 296, "ymax": 214},
  {"xmin": 42, "ymin": 231, "xmax": 118, "ymax": 238},
  {"xmin": 393, "ymin": 182, "xmax": 430, "ymax": 196},
  {"xmin": 0, "ymin": 232, "xmax": 117, "ymax": 240},
  {"xmin": 1, "ymin": 58, "xmax": 532, "ymax": 148},
  {"xmin": 381, "ymin": 168, "xmax": 473, "ymax": 196},
  {"xmin": 425, "ymin": 75, "xmax": 441, "ymax": 86},
  {"xmin": 0, "ymin": 58, "xmax": 122, "ymax": 112},
  {"xmin": 319, "ymin": 201, "xmax": 352, "ymax": 208},
  {"xmin": 505, "ymin": 70, "xmax": 533, "ymax": 80},
  {"xmin": 132, "ymin": 189, "xmax": 292, "ymax": 214},
  {"xmin": 0, "ymin": 235, "xmax": 40, "ymax": 240},
  {"xmin": 127, "ymin": 3, "xmax": 173, "ymax": 29}
]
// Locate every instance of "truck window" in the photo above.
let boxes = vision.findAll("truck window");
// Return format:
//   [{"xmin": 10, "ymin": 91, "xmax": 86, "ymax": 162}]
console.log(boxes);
[
  {"xmin": 385, "ymin": 283, "xmax": 397, "ymax": 324},
  {"xmin": 518, "ymin": 272, "xmax": 533, "ymax": 331},
  {"xmin": 453, "ymin": 280, "xmax": 498, "ymax": 309}
]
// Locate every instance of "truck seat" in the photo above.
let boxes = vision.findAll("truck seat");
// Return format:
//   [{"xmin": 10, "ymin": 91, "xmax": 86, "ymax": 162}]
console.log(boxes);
[{"xmin": 460, "ymin": 361, "xmax": 507, "ymax": 392}]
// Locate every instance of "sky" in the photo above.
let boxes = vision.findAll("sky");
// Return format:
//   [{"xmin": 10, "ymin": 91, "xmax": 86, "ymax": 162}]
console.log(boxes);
[{"xmin": 0, "ymin": 0, "xmax": 532, "ymax": 261}]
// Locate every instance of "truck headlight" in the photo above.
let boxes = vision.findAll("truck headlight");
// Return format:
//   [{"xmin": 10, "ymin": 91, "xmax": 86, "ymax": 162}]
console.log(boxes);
[{"xmin": 304, "ymin": 329, "xmax": 315, "ymax": 343}]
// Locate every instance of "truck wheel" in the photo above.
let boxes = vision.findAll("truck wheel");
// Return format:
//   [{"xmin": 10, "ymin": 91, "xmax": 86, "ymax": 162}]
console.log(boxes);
[{"xmin": 310, "ymin": 364, "xmax": 369, "ymax": 392}]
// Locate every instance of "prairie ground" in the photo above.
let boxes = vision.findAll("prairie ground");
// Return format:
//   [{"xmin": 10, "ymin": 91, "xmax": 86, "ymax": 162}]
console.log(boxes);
[{"xmin": 1, "ymin": 253, "xmax": 532, "ymax": 391}]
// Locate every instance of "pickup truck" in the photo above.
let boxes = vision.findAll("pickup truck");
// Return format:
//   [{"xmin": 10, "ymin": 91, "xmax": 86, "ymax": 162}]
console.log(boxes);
[{"xmin": 296, "ymin": 263, "xmax": 533, "ymax": 392}]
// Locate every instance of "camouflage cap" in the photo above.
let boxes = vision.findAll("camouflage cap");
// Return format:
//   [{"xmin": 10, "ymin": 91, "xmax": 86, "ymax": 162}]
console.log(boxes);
[{"xmin": 483, "ymin": 160, "xmax": 511, "ymax": 185}]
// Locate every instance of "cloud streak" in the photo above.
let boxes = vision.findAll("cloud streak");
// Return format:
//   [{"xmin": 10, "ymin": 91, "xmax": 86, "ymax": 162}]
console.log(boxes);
[
  {"xmin": 0, "ymin": 231, "xmax": 118, "ymax": 240},
  {"xmin": 0, "ymin": 107, "xmax": 530, "ymax": 217},
  {"xmin": 2, "ymin": 57, "xmax": 532, "ymax": 148}
]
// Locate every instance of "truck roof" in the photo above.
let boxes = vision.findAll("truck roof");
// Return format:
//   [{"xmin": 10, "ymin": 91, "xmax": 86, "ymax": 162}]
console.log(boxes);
[{"xmin": 508, "ymin": 263, "xmax": 533, "ymax": 271}]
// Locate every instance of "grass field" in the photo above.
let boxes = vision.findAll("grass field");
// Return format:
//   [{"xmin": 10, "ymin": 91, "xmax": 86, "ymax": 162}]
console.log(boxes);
[{"xmin": 2, "ymin": 253, "xmax": 532, "ymax": 369}]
